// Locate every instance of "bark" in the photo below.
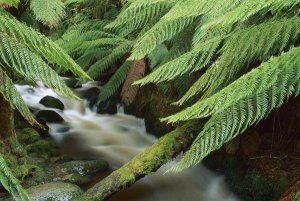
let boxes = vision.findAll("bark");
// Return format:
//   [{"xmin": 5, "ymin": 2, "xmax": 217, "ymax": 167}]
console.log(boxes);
[
  {"xmin": 0, "ymin": 94, "xmax": 14, "ymax": 139},
  {"xmin": 75, "ymin": 123, "xmax": 197, "ymax": 201}
]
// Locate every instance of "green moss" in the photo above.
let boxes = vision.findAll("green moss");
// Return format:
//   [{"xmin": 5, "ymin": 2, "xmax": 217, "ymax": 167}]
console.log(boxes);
[
  {"xmin": 19, "ymin": 128, "xmax": 41, "ymax": 144},
  {"xmin": 13, "ymin": 164, "xmax": 39, "ymax": 180},
  {"xmin": 8, "ymin": 136, "xmax": 27, "ymax": 157},
  {"xmin": 294, "ymin": 192, "xmax": 300, "ymax": 201},
  {"xmin": 27, "ymin": 140, "xmax": 60, "ymax": 157}
]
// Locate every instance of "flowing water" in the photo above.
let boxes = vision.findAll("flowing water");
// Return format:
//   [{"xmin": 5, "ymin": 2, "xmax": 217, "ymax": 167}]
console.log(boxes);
[{"xmin": 16, "ymin": 81, "xmax": 240, "ymax": 201}]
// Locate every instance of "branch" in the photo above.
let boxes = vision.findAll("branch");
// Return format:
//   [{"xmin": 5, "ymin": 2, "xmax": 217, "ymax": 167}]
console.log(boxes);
[{"xmin": 75, "ymin": 123, "xmax": 197, "ymax": 201}]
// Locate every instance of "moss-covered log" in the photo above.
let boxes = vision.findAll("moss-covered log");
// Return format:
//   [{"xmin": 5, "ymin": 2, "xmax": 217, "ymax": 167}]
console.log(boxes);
[
  {"xmin": 75, "ymin": 123, "xmax": 197, "ymax": 201},
  {"xmin": 0, "ymin": 94, "xmax": 15, "ymax": 139}
]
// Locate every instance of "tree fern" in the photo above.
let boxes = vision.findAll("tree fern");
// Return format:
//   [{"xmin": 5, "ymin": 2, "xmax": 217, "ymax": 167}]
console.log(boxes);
[
  {"xmin": 0, "ymin": 10, "xmax": 90, "ymax": 80},
  {"xmin": 98, "ymin": 61, "xmax": 132, "ymax": 102},
  {"xmin": 0, "ymin": 0, "xmax": 19, "ymax": 8},
  {"xmin": 0, "ymin": 32, "xmax": 75, "ymax": 98},
  {"xmin": 168, "ymin": 46, "xmax": 300, "ymax": 171},
  {"xmin": 87, "ymin": 40, "xmax": 133, "ymax": 79},
  {"xmin": 0, "ymin": 69, "xmax": 38, "ymax": 125},
  {"xmin": 30, "ymin": 0, "xmax": 66, "ymax": 28},
  {"xmin": 106, "ymin": 0, "xmax": 176, "ymax": 35},
  {"xmin": 0, "ymin": 155, "xmax": 32, "ymax": 201},
  {"xmin": 176, "ymin": 17, "xmax": 300, "ymax": 105}
]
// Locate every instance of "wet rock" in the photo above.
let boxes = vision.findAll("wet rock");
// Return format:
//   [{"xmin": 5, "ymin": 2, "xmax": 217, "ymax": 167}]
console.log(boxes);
[
  {"xmin": 36, "ymin": 110, "xmax": 64, "ymax": 123},
  {"xmin": 53, "ymin": 173, "xmax": 91, "ymax": 186},
  {"xmin": 52, "ymin": 160, "xmax": 108, "ymax": 186},
  {"xmin": 25, "ymin": 182, "xmax": 83, "ymax": 201},
  {"xmin": 96, "ymin": 99, "xmax": 117, "ymax": 115},
  {"xmin": 64, "ymin": 78, "xmax": 82, "ymax": 89},
  {"xmin": 39, "ymin": 96, "xmax": 64, "ymax": 110},
  {"xmin": 75, "ymin": 87, "xmax": 100, "ymax": 109},
  {"xmin": 56, "ymin": 160, "xmax": 109, "ymax": 175}
]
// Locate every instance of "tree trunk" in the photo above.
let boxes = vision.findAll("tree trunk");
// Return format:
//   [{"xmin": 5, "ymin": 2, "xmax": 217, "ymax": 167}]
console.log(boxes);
[
  {"xmin": 75, "ymin": 123, "xmax": 197, "ymax": 201},
  {"xmin": 0, "ymin": 94, "xmax": 15, "ymax": 139}
]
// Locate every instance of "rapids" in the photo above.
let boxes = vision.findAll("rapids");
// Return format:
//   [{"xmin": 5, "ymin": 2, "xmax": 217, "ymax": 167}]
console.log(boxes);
[{"xmin": 16, "ymin": 81, "xmax": 240, "ymax": 201}]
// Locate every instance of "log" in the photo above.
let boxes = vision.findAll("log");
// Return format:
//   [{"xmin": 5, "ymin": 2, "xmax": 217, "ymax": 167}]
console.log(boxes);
[{"xmin": 75, "ymin": 123, "xmax": 197, "ymax": 201}]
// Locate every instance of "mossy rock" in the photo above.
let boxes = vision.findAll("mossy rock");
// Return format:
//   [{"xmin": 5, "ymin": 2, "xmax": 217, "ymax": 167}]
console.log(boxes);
[
  {"xmin": 53, "ymin": 173, "xmax": 91, "ymax": 186},
  {"xmin": 56, "ymin": 160, "xmax": 109, "ymax": 175},
  {"xmin": 19, "ymin": 128, "xmax": 41, "ymax": 144},
  {"xmin": 25, "ymin": 182, "xmax": 83, "ymax": 201},
  {"xmin": 27, "ymin": 140, "xmax": 60, "ymax": 157}
]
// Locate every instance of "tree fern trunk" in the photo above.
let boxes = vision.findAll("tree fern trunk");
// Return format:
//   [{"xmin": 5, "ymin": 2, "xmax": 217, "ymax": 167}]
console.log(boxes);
[{"xmin": 0, "ymin": 94, "xmax": 14, "ymax": 139}]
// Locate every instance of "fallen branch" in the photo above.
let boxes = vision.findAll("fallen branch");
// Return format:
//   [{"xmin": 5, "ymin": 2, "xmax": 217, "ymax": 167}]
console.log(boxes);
[{"xmin": 75, "ymin": 123, "xmax": 197, "ymax": 201}]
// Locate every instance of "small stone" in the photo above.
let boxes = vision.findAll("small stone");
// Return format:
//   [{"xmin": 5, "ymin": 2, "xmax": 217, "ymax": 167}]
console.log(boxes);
[
  {"xmin": 36, "ymin": 110, "xmax": 64, "ymax": 123},
  {"xmin": 39, "ymin": 96, "xmax": 64, "ymax": 110}
]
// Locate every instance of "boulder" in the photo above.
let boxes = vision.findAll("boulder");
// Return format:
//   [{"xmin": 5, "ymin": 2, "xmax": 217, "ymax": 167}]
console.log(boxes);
[
  {"xmin": 39, "ymin": 96, "xmax": 64, "ymax": 110},
  {"xmin": 64, "ymin": 78, "xmax": 82, "ymax": 89},
  {"xmin": 36, "ymin": 110, "xmax": 64, "ymax": 123},
  {"xmin": 25, "ymin": 182, "xmax": 83, "ymax": 201},
  {"xmin": 96, "ymin": 99, "xmax": 117, "ymax": 115},
  {"xmin": 56, "ymin": 160, "xmax": 109, "ymax": 175}
]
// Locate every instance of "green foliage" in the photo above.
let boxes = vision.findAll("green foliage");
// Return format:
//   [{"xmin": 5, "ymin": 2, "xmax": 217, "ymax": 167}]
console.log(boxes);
[
  {"xmin": 0, "ymin": 0, "xmax": 19, "ymax": 8},
  {"xmin": 0, "ymin": 155, "xmax": 32, "ymax": 201},
  {"xmin": 90, "ymin": 0, "xmax": 300, "ymax": 172},
  {"xmin": 58, "ymin": 0, "xmax": 300, "ymax": 174},
  {"xmin": 0, "ymin": 9, "xmax": 89, "ymax": 124},
  {"xmin": 30, "ymin": 0, "xmax": 66, "ymax": 27}
]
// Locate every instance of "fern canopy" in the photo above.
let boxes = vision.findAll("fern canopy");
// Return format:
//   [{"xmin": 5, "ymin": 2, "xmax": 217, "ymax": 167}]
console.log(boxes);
[{"xmin": 30, "ymin": 0, "xmax": 66, "ymax": 28}]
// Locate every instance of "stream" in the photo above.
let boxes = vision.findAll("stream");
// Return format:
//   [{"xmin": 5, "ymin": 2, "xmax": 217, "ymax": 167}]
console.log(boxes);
[{"xmin": 16, "ymin": 81, "xmax": 240, "ymax": 201}]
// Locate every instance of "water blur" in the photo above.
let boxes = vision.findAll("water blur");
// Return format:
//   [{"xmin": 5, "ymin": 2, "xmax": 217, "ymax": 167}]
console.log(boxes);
[{"xmin": 16, "ymin": 81, "xmax": 240, "ymax": 201}]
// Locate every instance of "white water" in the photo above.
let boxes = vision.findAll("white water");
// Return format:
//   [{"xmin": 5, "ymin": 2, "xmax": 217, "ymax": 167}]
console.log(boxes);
[{"xmin": 16, "ymin": 81, "xmax": 240, "ymax": 201}]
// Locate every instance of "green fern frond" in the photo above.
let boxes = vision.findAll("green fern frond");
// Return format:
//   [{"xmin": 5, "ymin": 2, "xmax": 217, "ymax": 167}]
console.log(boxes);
[
  {"xmin": 128, "ymin": 0, "xmax": 209, "ymax": 60},
  {"xmin": 0, "ymin": 155, "xmax": 32, "ymax": 201},
  {"xmin": 0, "ymin": 33, "xmax": 75, "ymax": 98},
  {"xmin": 177, "ymin": 17, "xmax": 300, "ymax": 105},
  {"xmin": 171, "ymin": 46, "xmax": 300, "ymax": 171},
  {"xmin": 134, "ymin": 37, "xmax": 222, "ymax": 85},
  {"xmin": 0, "ymin": 69, "xmax": 37, "ymax": 125},
  {"xmin": 87, "ymin": 41, "xmax": 133, "ymax": 79},
  {"xmin": 30, "ymin": 0, "xmax": 66, "ymax": 28},
  {"xmin": 98, "ymin": 61, "xmax": 132, "ymax": 102},
  {"xmin": 0, "ymin": 0, "xmax": 19, "ymax": 8},
  {"xmin": 106, "ymin": 0, "xmax": 176, "ymax": 34},
  {"xmin": 0, "ymin": 10, "xmax": 90, "ymax": 80}
]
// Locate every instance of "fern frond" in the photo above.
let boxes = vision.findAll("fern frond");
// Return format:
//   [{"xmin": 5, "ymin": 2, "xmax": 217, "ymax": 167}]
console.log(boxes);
[
  {"xmin": 128, "ymin": 0, "xmax": 208, "ymax": 60},
  {"xmin": 134, "ymin": 37, "xmax": 222, "ymax": 85},
  {"xmin": 30, "ymin": 0, "xmax": 66, "ymax": 28},
  {"xmin": 0, "ymin": 10, "xmax": 90, "ymax": 80},
  {"xmin": 87, "ymin": 41, "xmax": 133, "ymax": 79},
  {"xmin": 177, "ymin": 17, "xmax": 300, "ymax": 105},
  {"xmin": 0, "ymin": 69, "xmax": 37, "ymax": 125},
  {"xmin": 171, "ymin": 46, "xmax": 300, "ymax": 171},
  {"xmin": 0, "ymin": 155, "xmax": 32, "ymax": 201},
  {"xmin": 98, "ymin": 61, "xmax": 132, "ymax": 102},
  {"xmin": 106, "ymin": 0, "xmax": 176, "ymax": 34},
  {"xmin": 0, "ymin": 33, "xmax": 75, "ymax": 98},
  {"xmin": 0, "ymin": 0, "xmax": 19, "ymax": 8}
]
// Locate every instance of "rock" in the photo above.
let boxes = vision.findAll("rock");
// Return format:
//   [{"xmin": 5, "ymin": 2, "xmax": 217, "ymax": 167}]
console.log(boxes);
[
  {"xmin": 39, "ymin": 96, "xmax": 64, "ymax": 110},
  {"xmin": 52, "ymin": 160, "xmax": 108, "ymax": 186},
  {"xmin": 53, "ymin": 173, "xmax": 91, "ymax": 186},
  {"xmin": 75, "ymin": 87, "xmax": 100, "ymax": 109},
  {"xmin": 25, "ymin": 182, "xmax": 83, "ymax": 201},
  {"xmin": 96, "ymin": 99, "xmax": 117, "ymax": 115},
  {"xmin": 36, "ymin": 110, "xmax": 64, "ymax": 123},
  {"xmin": 64, "ymin": 78, "xmax": 82, "ymax": 89},
  {"xmin": 56, "ymin": 160, "xmax": 109, "ymax": 175},
  {"xmin": 18, "ymin": 128, "xmax": 41, "ymax": 144}
]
